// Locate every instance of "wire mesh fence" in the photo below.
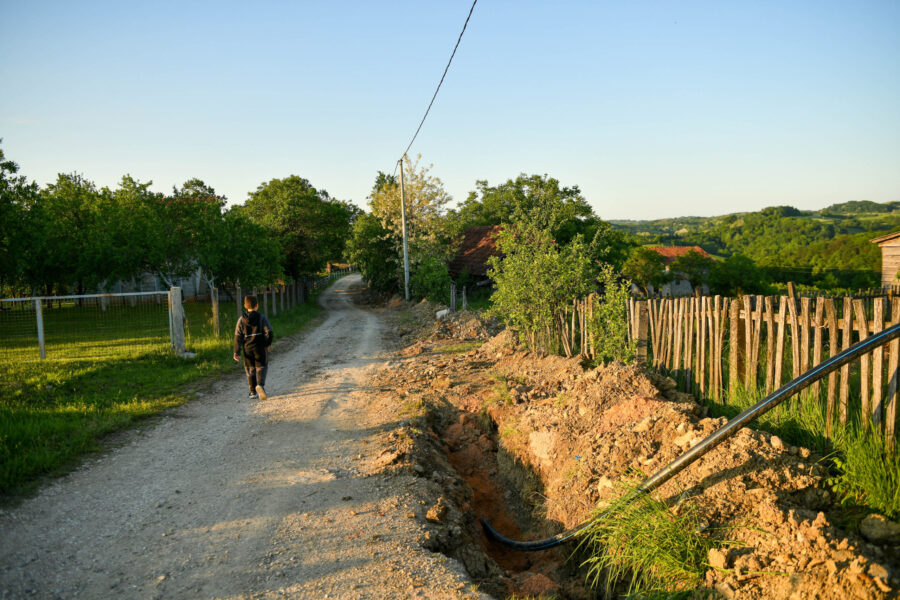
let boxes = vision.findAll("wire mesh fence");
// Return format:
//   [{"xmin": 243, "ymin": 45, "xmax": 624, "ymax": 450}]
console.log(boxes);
[
  {"xmin": 0, "ymin": 292, "xmax": 171, "ymax": 366},
  {"xmin": 0, "ymin": 269, "xmax": 354, "ymax": 375}
]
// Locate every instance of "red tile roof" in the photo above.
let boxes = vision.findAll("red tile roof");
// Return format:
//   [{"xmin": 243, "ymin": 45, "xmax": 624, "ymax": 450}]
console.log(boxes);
[
  {"xmin": 449, "ymin": 225, "xmax": 503, "ymax": 278},
  {"xmin": 649, "ymin": 245, "xmax": 711, "ymax": 266}
]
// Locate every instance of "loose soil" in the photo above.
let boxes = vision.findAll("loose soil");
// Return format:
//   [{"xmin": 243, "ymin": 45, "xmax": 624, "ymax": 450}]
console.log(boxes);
[{"xmin": 369, "ymin": 302, "xmax": 900, "ymax": 599}]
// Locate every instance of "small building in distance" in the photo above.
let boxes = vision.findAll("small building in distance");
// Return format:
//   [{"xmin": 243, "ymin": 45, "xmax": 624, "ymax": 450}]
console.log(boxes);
[
  {"xmin": 448, "ymin": 225, "xmax": 503, "ymax": 282},
  {"xmin": 870, "ymin": 230, "xmax": 900, "ymax": 288},
  {"xmin": 648, "ymin": 245, "xmax": 712, "ymax": 296}
]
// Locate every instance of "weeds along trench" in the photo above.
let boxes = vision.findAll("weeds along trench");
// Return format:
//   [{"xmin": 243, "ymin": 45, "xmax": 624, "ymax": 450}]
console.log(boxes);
[{"xmin": 373, "ymin": 305, "xmax": 900, "ymax": 599}]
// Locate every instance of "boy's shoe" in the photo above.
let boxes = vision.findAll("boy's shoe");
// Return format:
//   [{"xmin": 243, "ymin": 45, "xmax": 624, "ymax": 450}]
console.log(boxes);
[
  {"xmin": 256, "ymin": 385, "xmax": 268, "ymax": 401},
  {"xmin": 248, "ymin": 391, "xmax": 258, "ymax": 399}
]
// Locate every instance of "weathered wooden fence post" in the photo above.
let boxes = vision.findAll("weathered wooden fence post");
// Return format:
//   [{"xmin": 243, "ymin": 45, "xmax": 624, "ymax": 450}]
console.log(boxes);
[
  {"xmin": 211, "ymin": 287, "xmax": 220, "ymax": 337},
  {"xmin": 236, "ymin": 283, "xmax": 243, "ymax": 318},
  {"xmin": 169, "ymin": 286, "xmax": 186, "ymax": 354}
]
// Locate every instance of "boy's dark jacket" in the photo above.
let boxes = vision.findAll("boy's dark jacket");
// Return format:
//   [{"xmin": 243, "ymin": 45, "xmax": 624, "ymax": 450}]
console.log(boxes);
[{"xmin": 233, "ymin": 311, "xmax": 274, "ymax": 355}]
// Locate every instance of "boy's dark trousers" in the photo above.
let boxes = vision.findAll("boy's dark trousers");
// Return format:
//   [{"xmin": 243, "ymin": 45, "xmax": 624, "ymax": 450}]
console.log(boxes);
[{"xmin": 243, "ymin": 347, "xmax": 268, "ymax": 393}]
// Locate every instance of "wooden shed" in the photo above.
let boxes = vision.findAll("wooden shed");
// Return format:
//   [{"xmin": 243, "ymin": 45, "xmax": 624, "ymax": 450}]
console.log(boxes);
[
  {"xmin": 448, "ymin": 225, "xmax": 503, "ymax": 280},
  {"xmin": 870, "ymin": 230, "xmax": 900, "ymax": 287}
]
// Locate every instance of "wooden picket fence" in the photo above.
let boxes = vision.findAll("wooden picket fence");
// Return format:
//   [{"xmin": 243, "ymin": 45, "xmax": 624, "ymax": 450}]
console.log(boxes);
[{"xmin": 621, "ymin": 291, "xmax": 898, "ymax": 448}]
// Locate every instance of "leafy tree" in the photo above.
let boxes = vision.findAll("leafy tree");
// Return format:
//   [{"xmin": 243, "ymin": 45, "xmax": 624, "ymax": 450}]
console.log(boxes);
[
  {"xmin": 670, "ymin": 250, "xmax": 715, "ymax": 289},
  {"xmin": 23, "ymin": 173, "xmax": 104, "ymax": 295},
  {"xmin": 488, "ymin": 204, "xmax": 596, "ymax": 350},
  {"xmin": 709, "ymin": 254, "xmax": 770, "ymax": 296},
  {"xmin": 369, "ymin": 155, "xmax": 452, "ymax": 263},
  {"xmin": 450, "ymin": 173, "xmax": 636, "ymax": 270},
  {"xmin": 243, "ymin": 176, "xmax": 354, "ymax": 277},
  {"xmin": 590, "ymin": 264, "xmax": 636, "ymax": 364},
  {"xmin": 0, "ymin": 143, "xmax": 38, "ymax": 293},
  {"xmin": 622, "ymin": 247, "xmax": 671, "ymax": 296},
  {"xmin": 410, "ymin": 254, "xmax": 452, "ymax": 304},
  {"xmin": 345, "ymin": 212, "xmax": 399, "ymax": 294}
]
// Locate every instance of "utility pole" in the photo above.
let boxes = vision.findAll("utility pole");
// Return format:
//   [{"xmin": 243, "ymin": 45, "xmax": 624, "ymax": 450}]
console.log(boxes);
[{"xmin": 399, "ymin": 156, "xmax": 410, "ymax": 300}]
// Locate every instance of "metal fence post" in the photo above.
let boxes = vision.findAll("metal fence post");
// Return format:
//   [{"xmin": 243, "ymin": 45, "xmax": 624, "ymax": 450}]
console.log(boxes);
[
  {"xmin": 462, "ymin": 286, "xmax": 467, "ymax": 311},
  {"xmin": 169, "ymin": 286, "xmax": 186, "ymax": 354},
  {"xmin": 34, "ymin": 298, "xmax": 46, "ymax": 360}
]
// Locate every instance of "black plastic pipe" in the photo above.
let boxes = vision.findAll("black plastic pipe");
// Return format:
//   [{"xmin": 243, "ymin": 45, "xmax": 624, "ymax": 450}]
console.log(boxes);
[{"xmin": 482, "ymin": 320, "xmax": 900, "ymax": 551}]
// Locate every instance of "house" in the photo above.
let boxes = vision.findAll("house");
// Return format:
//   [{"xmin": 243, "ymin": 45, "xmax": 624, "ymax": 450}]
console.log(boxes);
[
  {"xmin": 648, "ymin": 245, "xmax": 712, "ymax": 296},
  {"xmin": 448, "ymin": 225, "xmax": 503, "ymax": 281},
  {"xmin": 870, "ymin": 230, "xmax": 900, "ymax": 287}
]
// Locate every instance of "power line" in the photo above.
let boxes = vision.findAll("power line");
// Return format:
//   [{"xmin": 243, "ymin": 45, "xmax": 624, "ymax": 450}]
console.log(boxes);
[{"xmin": 397, "ymin": 0, "xmax": 478, "ymax": 165}]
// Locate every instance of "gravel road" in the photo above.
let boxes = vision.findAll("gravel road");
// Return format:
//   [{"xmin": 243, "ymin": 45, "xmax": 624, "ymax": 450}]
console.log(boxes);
[{"xmin": 0, "ymin": 275, "xmax": 488, "ymax": 599}]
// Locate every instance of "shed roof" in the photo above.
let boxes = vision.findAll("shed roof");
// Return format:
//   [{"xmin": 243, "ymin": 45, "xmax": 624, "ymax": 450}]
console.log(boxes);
[
  {"xmin": 448, "ymin": 225, "xmax": 503, "ymax": 278},
  {"xmin": 870, "ymin": 230, "xmax": 900, "ymax": 246},
  {"xmin": 649, "ymin": 245, "xmax": 711, "ymax": 266}
]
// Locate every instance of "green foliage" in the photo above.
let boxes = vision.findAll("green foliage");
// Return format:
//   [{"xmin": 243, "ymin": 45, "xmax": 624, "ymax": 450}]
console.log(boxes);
[
  {"xmin": 705, "ymin": 384, "xmax": 900, "ymax": 522},
  {"xmin": 410, "ymin": 254, "xmax": 451, "ymax": 303},
  {"xmin": 708, "ymin": 254, "xmax": 771, "ymax": 296},
  {"xmin": 622, "ymin": 247, "xmax": 671, "ymax": 295},
  {"xmin": 488, "ymin": 219, "xmax": 596, "ymax": 349},
  {"xmin": 243, "ymin": 175, "xmax": 356, "ymax": 277},
  {"xmin": 344, "ymin": 212, "xmax": 399, "ymax": 294},
  {"xmin": 578, "ymin": 482, "xmax": 722, "ymax": 597},
  {"xmin": 670, "ymin": 250, "xmax": 715, "ymax": 289},
  {"xmin": 590, "ymin": 264, "xmax": 636, "ymax": 364},
  {"xmin": 610, "ymin": 201, "xmax": 895, "ymax": 292},
  {"xmin": 450, "ymin": 173, "xmax": 636, "ymax": 270}
]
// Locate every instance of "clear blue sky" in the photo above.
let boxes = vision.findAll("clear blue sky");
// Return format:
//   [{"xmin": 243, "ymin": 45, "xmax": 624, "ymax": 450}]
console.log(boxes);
[{"xmin": 2, "ymin": 1, "xmax": 898, "ymax": 220}]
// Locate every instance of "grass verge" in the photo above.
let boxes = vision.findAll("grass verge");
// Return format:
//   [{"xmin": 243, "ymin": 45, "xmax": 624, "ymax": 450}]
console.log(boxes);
[
  {"xmin": 0, "ymin": 293, "xmax": 323, "ymax": 498},
  {"xmin": 577, "ymin": 482, "xmax": 726, "ymax": 598}
]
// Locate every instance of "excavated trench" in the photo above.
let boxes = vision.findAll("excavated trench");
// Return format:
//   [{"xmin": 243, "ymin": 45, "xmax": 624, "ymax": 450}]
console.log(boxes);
[
  {"xmin": 373, "ymin": 306, "xmax": 899, "ymax": 600},
  {"xmin": 437, "ymin": 407, "xmax": 587, "ymax": 598}
]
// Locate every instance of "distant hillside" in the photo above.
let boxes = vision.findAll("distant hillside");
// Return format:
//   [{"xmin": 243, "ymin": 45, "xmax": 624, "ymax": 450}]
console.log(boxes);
[{"xmin": 609, "ymin": 200, "xmax": 900, "ymax": 290}]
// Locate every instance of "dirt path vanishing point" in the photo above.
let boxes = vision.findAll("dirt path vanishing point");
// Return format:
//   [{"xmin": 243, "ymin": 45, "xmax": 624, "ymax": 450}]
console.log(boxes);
[{"xmin": 0, "ymin": 274, "xmax": 489, "ymax": 600}]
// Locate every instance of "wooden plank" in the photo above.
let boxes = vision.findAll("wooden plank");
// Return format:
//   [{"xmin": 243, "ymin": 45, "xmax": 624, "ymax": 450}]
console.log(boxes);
[
  {"xmin": 683, "ymin": 296, "xmax": 695, "ymax": 394},
  {"xmin": 840, "ymin": 297, "xmax": 852, "ymax": 424},
  {"xmin": 666, "ymin": 298, "xmax": 675, "ymax": 371},
  {"xmin": 764, "ymin": 296, "xmax": 776, "ymax": 394},
  {"xmin": 787, "ymin": 290, "xmax": 801, "ymax": 379},
  {"xmin": 774, "ymin": 297, "xmax": 787, "ymax": 389},
  {"xmin": 825, "ymin": 299, "xmax": 839, "ymax": 439},
  {"xmin": 673, "ymin": 298, "xmax": 684, "ymax": 382},
  {"xmin": 887, "ymin": 298, "xmax": 899, "ymax": 452},
  {"xmin": 853, "ymin": 299, "xmax": 871, "ymax": 428},
  {"xmin": 699, "ymin": 296, "xmax": 708, "ymax": 397},
  {"xmin": 811, "ymin": 297, "xmax": 824, "ymax": 397},
  {"xmin": 749, "ymin": 295, "xmax": 763, "ymax": 388},
  {"xmin": 715, "ymin": 296, "xmax": 726, "ymax": 401},
  {"xmin": 872, "ymin": 297, "xmax": 885, "ymax": 431},
  {"xmin": 800, "ymin": 297, "xmax": 811, "ymax": 375},
  {"xmin": 729, "ymin": 298, "xmax": 740, "ymax": 394},
  {"xmin": 636, "ymin": 300, "xmax": 648, "ymax": 363},
  {"xmin": 648, "ymin": 299, "xmax": 659, "ymax": 367},
  {"xmin": 743, "ymin": 295, "xmax": 753, "ymax": 388}
]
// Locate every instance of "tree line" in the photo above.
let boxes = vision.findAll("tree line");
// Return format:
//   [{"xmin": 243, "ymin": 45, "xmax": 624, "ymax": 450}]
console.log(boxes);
[{"xmin": 0, "ymin": 143, "xmax": 357, "ymax": 297}]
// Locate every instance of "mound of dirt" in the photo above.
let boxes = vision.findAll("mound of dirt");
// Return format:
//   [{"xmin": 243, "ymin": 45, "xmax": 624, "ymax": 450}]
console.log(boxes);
[{"xmin": 370, "ymin": 312, "xmax": 899, "ymax": 599}]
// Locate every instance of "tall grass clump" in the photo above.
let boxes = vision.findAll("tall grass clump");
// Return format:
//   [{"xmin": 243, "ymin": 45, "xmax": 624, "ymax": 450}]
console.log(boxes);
[
  {"xmin": 577, "ymin": 483, "xmax": 723, "ymax": 597},
  {"xmin": 705, "ymin": 381, "xmax": 900, "ymax": 521}
]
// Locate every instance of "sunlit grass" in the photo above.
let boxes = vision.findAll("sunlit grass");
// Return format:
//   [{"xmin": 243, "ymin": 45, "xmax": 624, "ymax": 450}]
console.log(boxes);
[
  {"xmin": 705, "ymin": 381, "xmax": 900, "ymax": 521},
  {"xmin": 577, "ymin": 481, "xmax": 727, "ymax": 598},
  {"xmin": 0, "ymin": 293, "xmax": 323, "ymax": 497}
]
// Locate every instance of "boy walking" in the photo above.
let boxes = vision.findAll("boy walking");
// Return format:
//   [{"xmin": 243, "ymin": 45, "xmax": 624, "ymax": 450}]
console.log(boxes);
[{"xmin": 233, "ymin": 294, "xmax": 274, "ymax": 400}]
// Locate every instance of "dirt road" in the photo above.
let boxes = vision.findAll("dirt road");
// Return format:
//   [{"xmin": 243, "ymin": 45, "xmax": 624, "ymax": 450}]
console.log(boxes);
[{"xmin": 0, "ymin": 275, "xmax": 487, "ymax": 599}]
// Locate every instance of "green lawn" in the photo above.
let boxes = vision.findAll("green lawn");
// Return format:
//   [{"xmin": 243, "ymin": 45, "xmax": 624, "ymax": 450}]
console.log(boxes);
[{"xmin": 0, "ymin": 291, "xmax": 324, "ymax": 498}]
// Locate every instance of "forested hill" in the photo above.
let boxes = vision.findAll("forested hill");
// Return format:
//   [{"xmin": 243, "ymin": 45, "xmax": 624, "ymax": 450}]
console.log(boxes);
[{"xmin": 609, "ymin": 200, "xmax": 900, "ymax": 290}]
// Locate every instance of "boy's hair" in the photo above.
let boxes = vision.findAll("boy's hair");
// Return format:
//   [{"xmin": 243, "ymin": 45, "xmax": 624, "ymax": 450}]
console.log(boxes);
[{"xmin": 243, "ymin": 294, "xmax": 258, "ymax": 309}]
